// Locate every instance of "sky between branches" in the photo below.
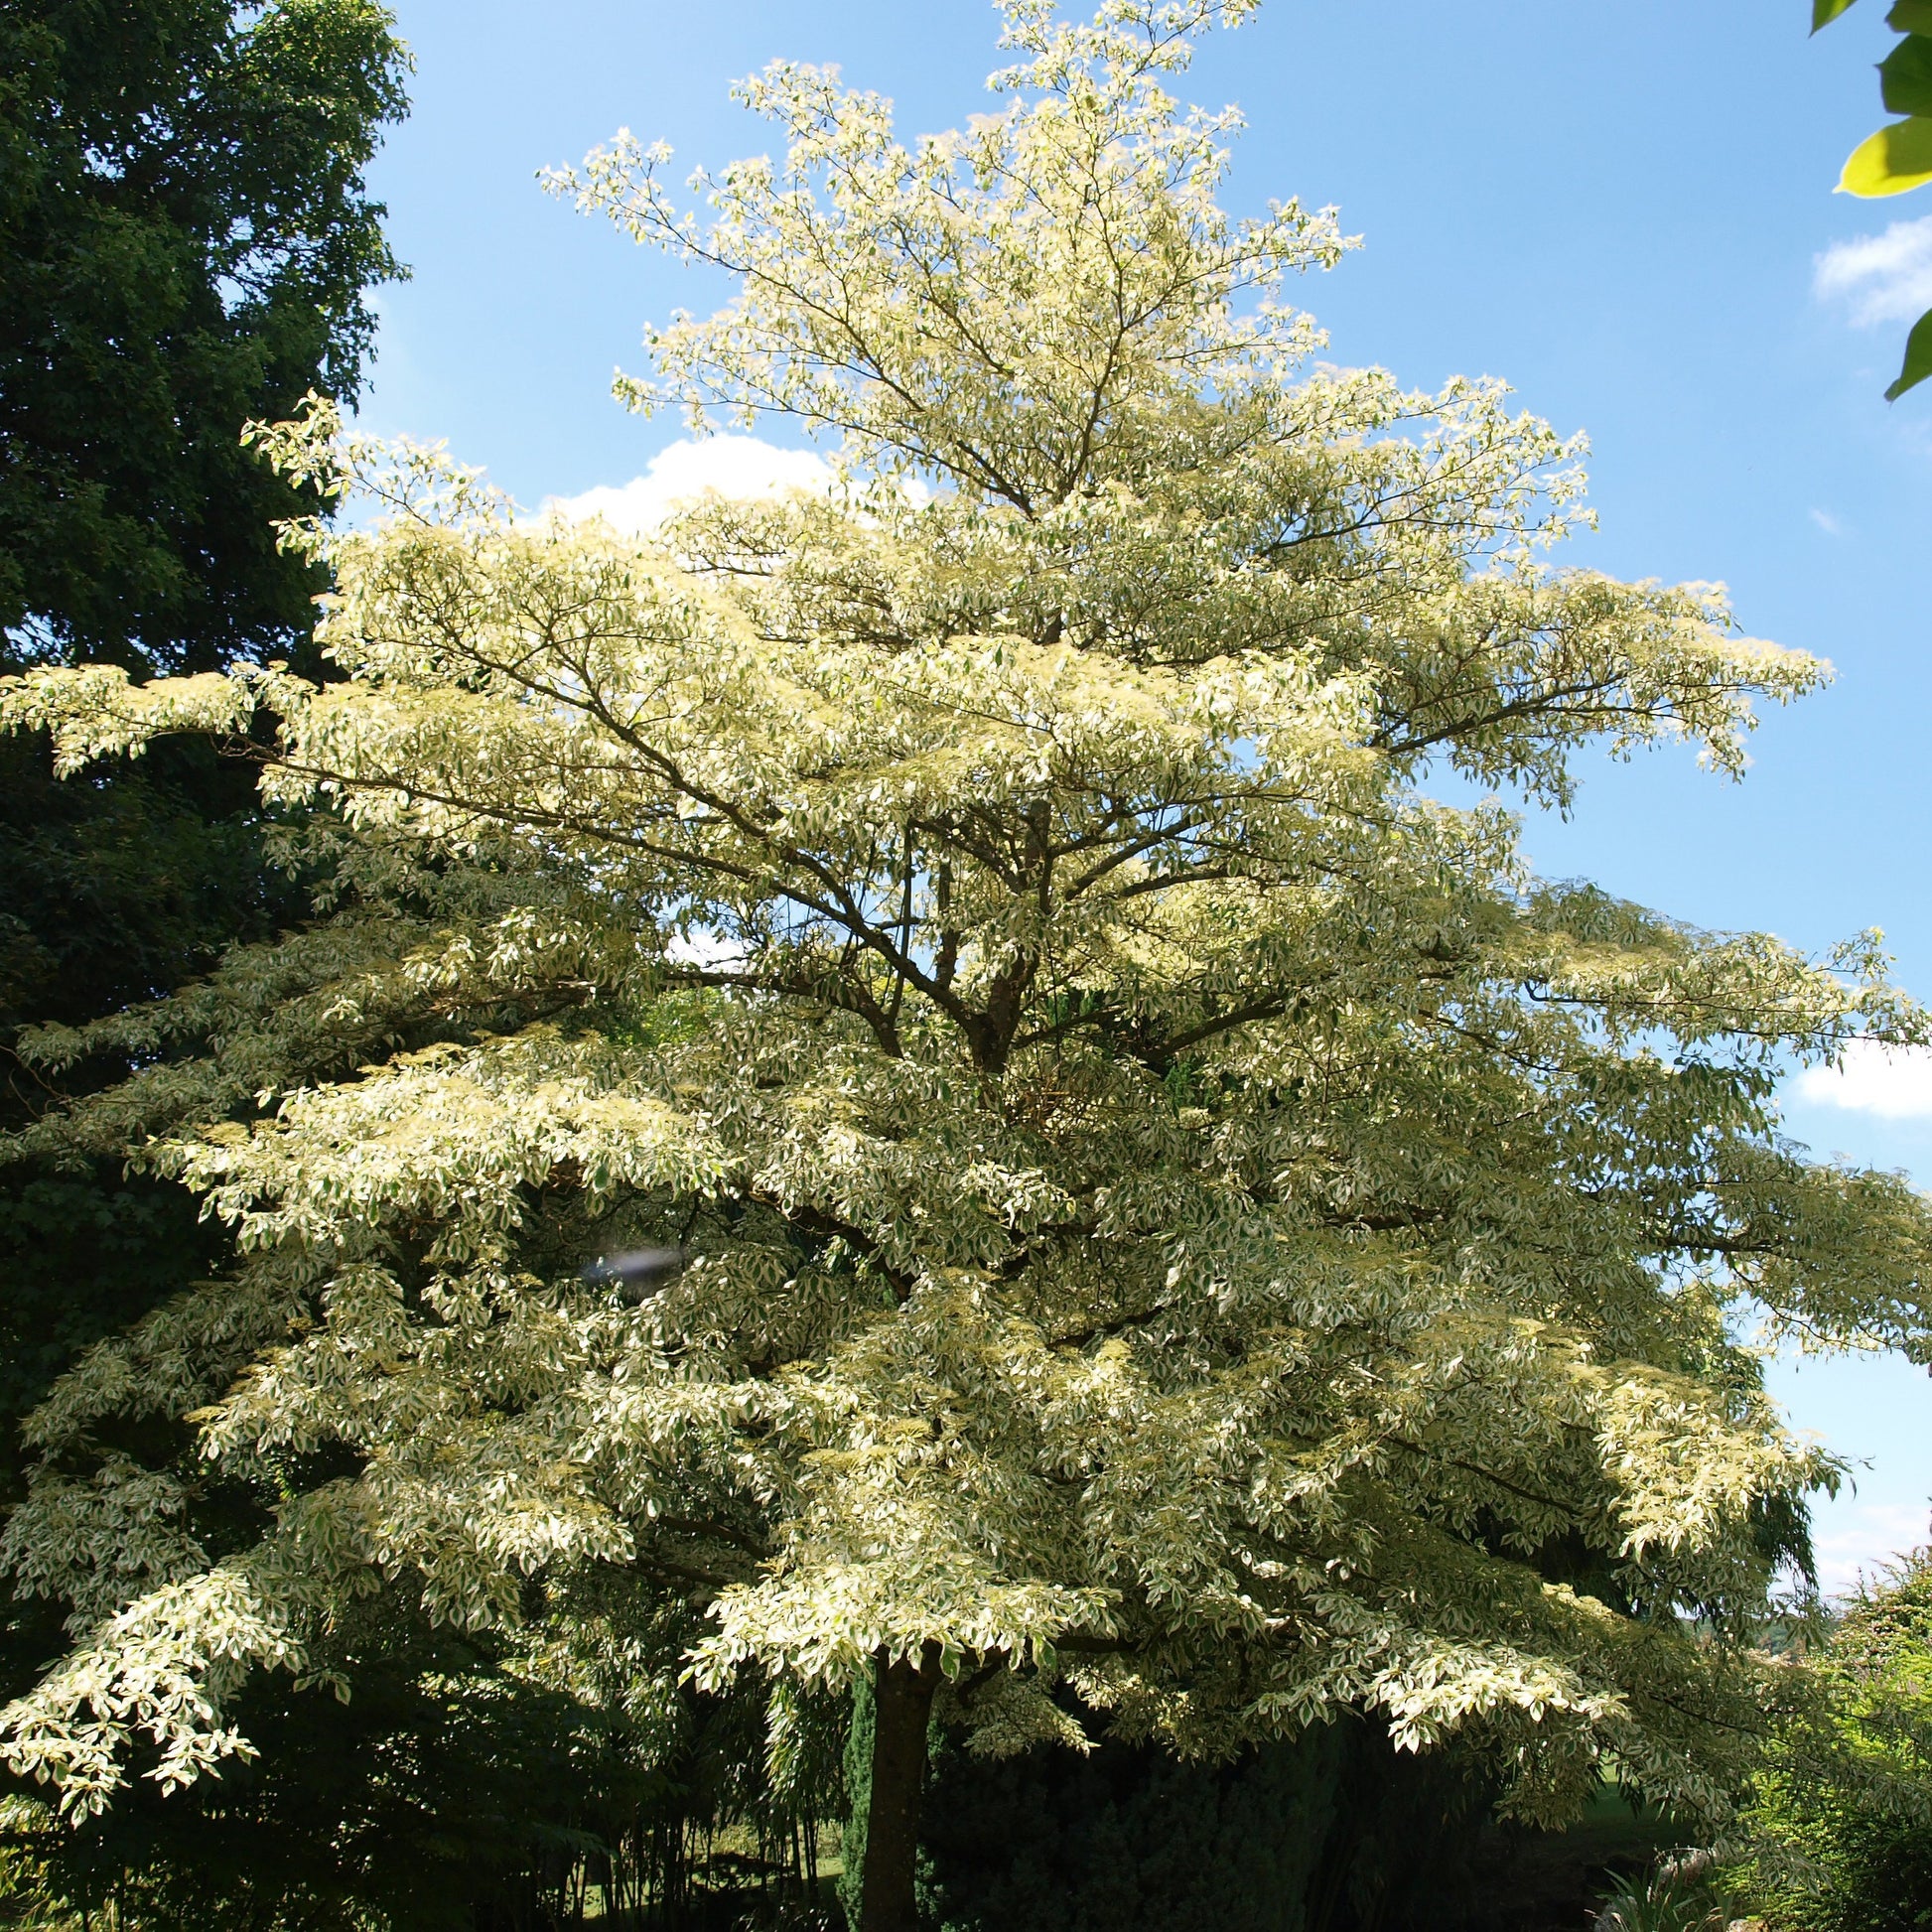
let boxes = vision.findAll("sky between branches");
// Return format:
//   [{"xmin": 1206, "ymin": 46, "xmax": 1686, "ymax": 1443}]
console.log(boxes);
[{"xmin": 349, "ymin": 0, "xmax": 1932, "ymax": 1596}]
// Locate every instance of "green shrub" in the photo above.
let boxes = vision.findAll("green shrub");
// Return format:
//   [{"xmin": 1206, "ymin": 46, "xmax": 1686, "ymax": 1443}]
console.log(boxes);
[
  {"xmin": 1738, "ymin": 1548, "xmax": 1932, "ymax": 1931},
  {"xmin": 1591, "ymin": 1849, "xmax": 1728, "ymax": 1932}
]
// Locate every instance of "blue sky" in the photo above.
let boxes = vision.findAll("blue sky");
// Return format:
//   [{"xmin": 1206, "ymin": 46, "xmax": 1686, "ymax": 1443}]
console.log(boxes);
[{"xmin": 357, "ymin": 0, "xmax": 1932, "ymax": 1594}]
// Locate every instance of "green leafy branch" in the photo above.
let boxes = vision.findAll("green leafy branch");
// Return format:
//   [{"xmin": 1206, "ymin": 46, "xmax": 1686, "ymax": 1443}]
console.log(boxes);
[{"xmin": 1814, "ymin": 0, "xmax": 1932, "ymax": 397}]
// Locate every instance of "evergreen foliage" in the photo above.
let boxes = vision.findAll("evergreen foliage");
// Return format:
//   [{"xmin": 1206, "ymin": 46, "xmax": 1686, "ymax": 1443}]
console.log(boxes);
[
  {"xmin": 0, "ymin": 0, "xmax": 409, "ymax": 670},
  {"xmin": 0, "ymin": 734, "xmax": 300, "ymax": 1476},
  {"xmin": 0, "ymin": 0, "xmax": 410, "ymax": 1464},
  {"xmin": 923, "ymin": 1731, "xmax": 1330, "ymax": 1932},
  {"xmin": 838, "ymin": 1676, "xmax": 877, "ymax": 1932},
  {"xmin": 0, "ymin": 1, "xmax": 410, "ymax": 1912},
  {"xmin": 847, "ymin": 1690, "xmax": 1495, "ymax": 1932},
  {"xmin": 1737, "ymin": 1549, "xmax": 1932, "ymax": 1931},
  {"xmin": 3, "ymin": 5, "xmax": 1931, "ymax": 1925}
]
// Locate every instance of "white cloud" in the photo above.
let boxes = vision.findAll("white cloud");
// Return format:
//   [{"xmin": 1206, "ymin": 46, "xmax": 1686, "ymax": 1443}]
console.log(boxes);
[
  {"xmin": 1792, "ymin": 1038, "xmax": 1932, "ymax": 1118},
  {"xmin": 1808, "ymin": 1496, "xmax": 1929, "ymax": 1601},
  {"xmin": 1815, "ymin": 212, "xmax": 1932, "ymax": 327},
  {"xmin": 544, "ymin": 435, "xmax": 833, "ymax": 534},
  {"xmin": 665, "ymin": 928, "xmax": 748, "ymax": 973},
  {"xmin": 1809, "ymin": 506, "xmax": 1842, "ymax": 535}
]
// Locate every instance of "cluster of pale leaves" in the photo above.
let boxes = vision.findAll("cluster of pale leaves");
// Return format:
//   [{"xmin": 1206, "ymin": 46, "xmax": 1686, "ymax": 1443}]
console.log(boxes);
[{"xmin": 3, "ymin": 0, "xmax": 1930, "ymax": 1833}]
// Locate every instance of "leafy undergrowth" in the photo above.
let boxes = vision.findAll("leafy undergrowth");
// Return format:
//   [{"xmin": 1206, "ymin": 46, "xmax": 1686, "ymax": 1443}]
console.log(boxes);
[{"xmin": 1590, "ymin": 1849, "xmax": 1735, "ymax": 1932}]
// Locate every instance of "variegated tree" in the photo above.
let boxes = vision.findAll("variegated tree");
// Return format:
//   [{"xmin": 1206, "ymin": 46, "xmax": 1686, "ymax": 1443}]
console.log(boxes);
[{"xmin": 6, "ymin": 5, "xmax": 1932, "ymax": 1928}]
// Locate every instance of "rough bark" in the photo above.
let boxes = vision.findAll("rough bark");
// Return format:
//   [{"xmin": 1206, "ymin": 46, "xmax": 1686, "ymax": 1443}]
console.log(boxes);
[{"xmin": 859, "ymin": 1643, "xmax": 941, "ymax": 1932}]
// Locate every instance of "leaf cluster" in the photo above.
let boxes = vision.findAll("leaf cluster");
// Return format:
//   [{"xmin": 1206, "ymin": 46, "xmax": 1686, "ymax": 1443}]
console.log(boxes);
[
  {"xmin": 1814, "ymin": 0, "xmax": 1932, "ymax": 398},
  {"xmin": 0, "ymin": 0, "xmax": 409, "ymax": 670},
  {"xmin": 1732, "ymin": 1547, "xmax": 1932, "ymax": 1929}
]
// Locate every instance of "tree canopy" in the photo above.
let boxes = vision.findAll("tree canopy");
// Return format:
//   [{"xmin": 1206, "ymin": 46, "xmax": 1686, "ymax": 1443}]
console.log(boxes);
[
  {"xmin": 0, "ymin": 5, "xmax": 410, "ymax": 1912},
  {"xmin": 0, "ymin": 0, "xmax": 408, "ymax": 1445},
  {"xmin": 4, "ymin": 6, "xmax": 1931, "ymax": 1928},
  {"xmin": 0, "ymin": 0, "xmax": 408, "ymax": 671}
]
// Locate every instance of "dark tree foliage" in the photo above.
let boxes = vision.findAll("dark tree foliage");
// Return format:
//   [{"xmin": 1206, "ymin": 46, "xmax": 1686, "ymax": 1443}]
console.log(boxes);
[
  {"xmin": 2, "ymin": 1583, "xmax": 847, "ymax": 1930},
  {"xmin": 0, "ymin": 0, "xmax": 405, "ymax": 1756},
  {"xmin": 1741, "ymin": 1548, "xmax": 1932, "ymax": 1932},
  {"xmin": 0, "ymin": 729, "xmax": 306, "ymax": 1456},
  {"xmin": 0, "ymin": 739, "xmax": 277, "ymax": 1046},
  {"xmin": 0, "ymin": 0, "xmax": 408, "ymax": 1461},
  {"xmin": 837, "ymin": 1689, "xmax": 1497, "ymax": 1932},
  {"xmin": 918, "ymin": 1728, "xmax": 1342, "ymax": 1932},
  {"xmin": 2, "ymin": 1596, "xmax": 669, "ymax": 1931},
  {"xmin": 0, "ymin": 734, "xmax": 311, "ymax": 1715},
  {"xmin": 0, "ymin": 0, "xmax": 409, "ymax": 672}
]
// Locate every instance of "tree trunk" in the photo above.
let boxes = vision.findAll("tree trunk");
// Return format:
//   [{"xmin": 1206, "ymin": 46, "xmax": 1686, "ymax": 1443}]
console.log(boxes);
[{"xmin": 859, "ymin": 1643, "xmax": 940, "ymax": 1932}]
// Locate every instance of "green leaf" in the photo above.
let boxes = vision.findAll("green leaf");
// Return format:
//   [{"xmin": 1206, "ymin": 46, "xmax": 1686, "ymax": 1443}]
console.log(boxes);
[
  {"xmin": 1839, "ymin": 116, "xmax": 1932, "ymax": 193},
  {"xmin": 1879, "ymin": 35, "xmax": 1932, "ymax": 114},
  {"xmin": 1884, "ymin": 304, "xmax": 1932, "ymax": 397},
  {"xmin": 1815, "ymin": 0, "xmax": 1861, "ymax": 29},
  {"xmin": 1887, "ymin": 0, "xmax": 1932, "ymax": 32}
]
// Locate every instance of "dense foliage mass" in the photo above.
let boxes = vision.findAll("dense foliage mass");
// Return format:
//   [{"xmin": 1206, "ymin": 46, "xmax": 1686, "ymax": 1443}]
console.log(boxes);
[
  {"xmin": 1, "ymin": 1587, "xmax": 845, "ymax": 1930},
  {"xmin": 0, "ymin": 0, "xmax": 407, "ymax": 669},
  {"xmin": 0, "ymin": 0, "xmax": 410, "ymax": 1451},
  {"xmin": 1739, "ymin": 1549, "xmax": 1932, "ymax": 1930},
  {"xmin": 0, "ymin": 1, "xmax": 409, "ymax": 1916},
  {"xmin": 910, "ymin": 1715, "xmax": 1493, "ymax": 1932},
  {"xmin": 4, "ymin": 5, "xmax": 1931, "ymax": 1927}
]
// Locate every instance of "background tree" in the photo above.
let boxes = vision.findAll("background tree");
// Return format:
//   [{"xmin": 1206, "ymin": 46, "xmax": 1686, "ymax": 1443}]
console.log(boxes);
[
  {"xmin": 0, "ymin": 1, "xmax": 409, "ymax": 1913},
  {"xmin": 0, "ymin": 0, "xmax": 407, "ymax": 670},
  {"xmin": 0, "ymin": 1583, "xmax": 848, "ymax": 1930},
  {"xmin": 1735, "ymin": 1548, "xmax": 1932, "ymax": 1929},
  {"xmin": 1813, "ymin": 0, "xmax": 1932, "ymax": 397},
  {"xmin": 907, "ymin": 1711, "xmax": 1502, "ymax": 1932},
  {"xmin": 0, "ymin": 0, "xmax": 408, "ymax": 1535},
  {"xmin": 6, "ymin": 7, "xmax": 1932, "ymax": 1932}
]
